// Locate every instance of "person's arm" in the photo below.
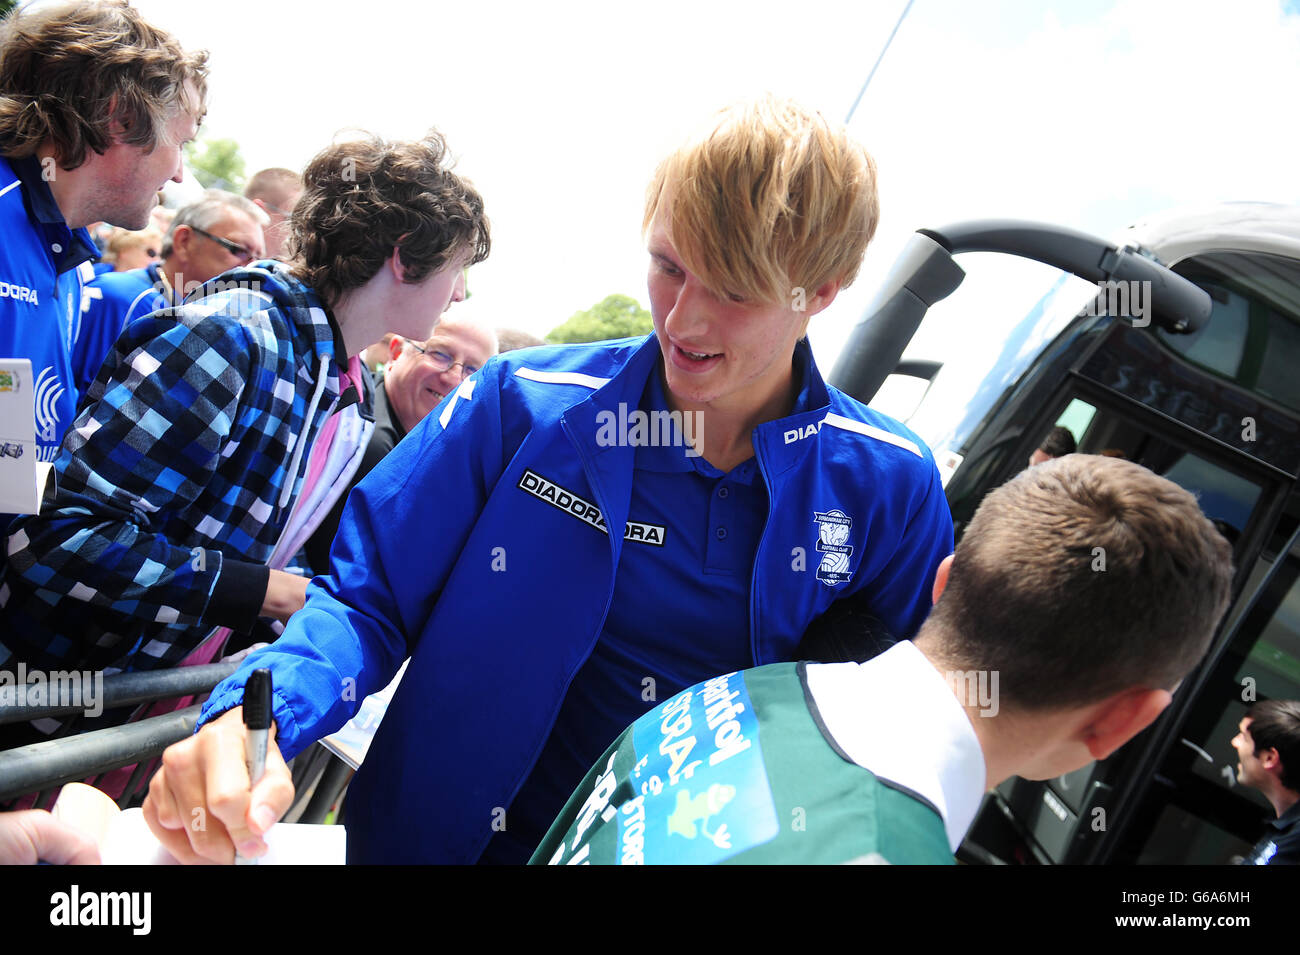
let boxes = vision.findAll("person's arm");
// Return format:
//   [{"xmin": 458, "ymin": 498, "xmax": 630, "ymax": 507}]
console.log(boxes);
[
  {"xmin": 261, "ymin": 568, "xmax": 309, "ymax": 622},
  {"xmin": 0, "ymin": 810, "xmax": 101, "ymax": 865},
  {"xmin": 201, "ymin": 362, "xmax": 509, "ymax": 755},
  {"xmin": 145, "ymin": 361, "xmax": 511, "ymax": 863},
  {"xmin": 6, "ymin": 309, "xmax": 271, "ymax": 645}
]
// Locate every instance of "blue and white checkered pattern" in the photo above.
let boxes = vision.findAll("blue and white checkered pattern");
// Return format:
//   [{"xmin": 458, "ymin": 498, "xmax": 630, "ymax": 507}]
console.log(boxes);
[{"xmin": 1, "ymin": 263, "xmax": 352, "ymax": 673}]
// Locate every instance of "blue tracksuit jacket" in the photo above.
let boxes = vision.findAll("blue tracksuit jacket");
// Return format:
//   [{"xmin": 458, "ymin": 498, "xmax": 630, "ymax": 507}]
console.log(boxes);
[
  {"xmin": 0, "ymin": 154, "xmax": 97, "ymax": 465},
  {"xmin": 200, "ymin": 334, "xmax": 955, "ymax": 863}
]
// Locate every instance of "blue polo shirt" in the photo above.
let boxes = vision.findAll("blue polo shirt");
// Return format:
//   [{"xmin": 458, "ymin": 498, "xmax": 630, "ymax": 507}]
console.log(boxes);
[
  {"xmin": 479, "ymin": 356, "xmax": 820, "ymax": 863},
  {"xmin": 0, "ymin": 154, "xmax": 97, "ymax": 465},
  {"xmin": 73, "ymin": 262, "xmax": 171, "ymax": 397}
]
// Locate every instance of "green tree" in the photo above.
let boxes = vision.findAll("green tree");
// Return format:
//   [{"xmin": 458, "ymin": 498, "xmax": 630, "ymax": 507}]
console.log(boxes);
[
  {"xmin": 0, "ymin": 1, "xmax": 17, "ymax": 20},
  {"xmin": 184, "ymin": 136, "xmax": 247, "ymax": 192},
  {"xmin": 546, "ymin": 294, "xmax": 653, "ymax": 344}
]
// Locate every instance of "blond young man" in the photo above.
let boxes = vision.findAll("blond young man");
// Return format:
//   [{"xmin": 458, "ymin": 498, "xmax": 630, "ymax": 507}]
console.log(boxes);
[
  {"xmin": 534, "ymin": 456, "xmax": 1234, "ymax": 863},
  {"xmin": 144, "ymin": 96, "xmax": 955, "ymax": 864}
]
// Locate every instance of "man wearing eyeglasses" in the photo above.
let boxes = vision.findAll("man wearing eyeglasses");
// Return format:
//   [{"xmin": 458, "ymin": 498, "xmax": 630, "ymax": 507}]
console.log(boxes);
[
  {"xmin": 71, "ymin": 189, "xmax": 267, "ymax": 397},
  {"xmin": 302, "ymin": 313, "xmax": 494, "ymax": 575}
]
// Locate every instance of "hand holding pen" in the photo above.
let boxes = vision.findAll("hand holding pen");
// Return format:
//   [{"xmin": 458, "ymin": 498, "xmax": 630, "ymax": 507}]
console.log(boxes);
[{"xmin": 142, "ymin": 668, "xmax": 295, "ymax": 865}]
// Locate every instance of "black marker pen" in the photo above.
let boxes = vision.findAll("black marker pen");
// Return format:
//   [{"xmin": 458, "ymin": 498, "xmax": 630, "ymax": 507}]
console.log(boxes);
[{"xmin": 236, "ymin": 668, "xmax": 272, "ymax": 866}]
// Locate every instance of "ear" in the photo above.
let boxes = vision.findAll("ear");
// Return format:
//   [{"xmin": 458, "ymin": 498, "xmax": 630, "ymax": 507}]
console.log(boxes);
[
  {"xmin": 1083, "ymin": 687, "xmax": 1172, "ymax": 761},
  {"xmin": 1259, "ymin": 746, "xmax": 1283, "ymax": 774},
  {"xmin": 387, "ymin": 335, "xmax": 405, "ymax": 362},
  {"xmin": 389, "ymin": 246, "xmax": 410, "ymax": 284},
  {"xmin": 793, "ymin": 279, "xmax": 843, "ymax": 338},
  {"xmin": 806, "ymin": 278, "xmax": 843, "ymax": 316},
  {"xmin": 931, "ymin": 553, "xmax": 954, "ymax": 606},
  {"xmin": 169, "ymin": 224, "xmax": 193, "ymax": 261}
]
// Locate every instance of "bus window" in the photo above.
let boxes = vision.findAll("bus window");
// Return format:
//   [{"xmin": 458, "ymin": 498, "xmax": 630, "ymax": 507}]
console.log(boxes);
[
  {"xmin": 1158, "ymin": 251, "xmax": 1300, "ymax": 414},
  {"xmin": 1036, "ymin": 395, "xmax": 1264, "ymax": 549}
]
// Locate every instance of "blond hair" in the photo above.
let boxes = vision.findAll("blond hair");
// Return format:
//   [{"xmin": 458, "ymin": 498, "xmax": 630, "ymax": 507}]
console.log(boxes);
[
  {"xmin": 643, "ymin": 95, "xmax": 879, "ymax": 305},
  {"xmin": 103, "ymin": 225, "xmax": 160, "ymax": 262}
]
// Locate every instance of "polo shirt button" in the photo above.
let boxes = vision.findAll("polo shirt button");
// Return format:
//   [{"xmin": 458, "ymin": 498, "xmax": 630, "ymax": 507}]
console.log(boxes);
[
  {"xmin": 51, "ymin": 243, "xmax": 62, "ymax": 254},
  {"xmin": 715, "ymin": 526, "xmax": 727, "ymax": 540},
  {"xmin": 717, "ymin": 486, "xmax": 729, "ymax": 498}
]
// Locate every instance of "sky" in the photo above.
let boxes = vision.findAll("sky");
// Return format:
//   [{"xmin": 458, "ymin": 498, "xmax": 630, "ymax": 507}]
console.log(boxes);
[{"xmin": 68, "ymin": 0, "xmax": 1300, "ymax": 421}]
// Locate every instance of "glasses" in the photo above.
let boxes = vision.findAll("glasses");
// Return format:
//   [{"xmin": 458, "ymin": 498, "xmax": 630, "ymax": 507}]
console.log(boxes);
[
  {"xmin": 407, "ymin": 340, "xmax": 480, "ymax": 378},
  {"xmin": 190, "ymin": 226, "xmax": 259, "ymax": 263}
]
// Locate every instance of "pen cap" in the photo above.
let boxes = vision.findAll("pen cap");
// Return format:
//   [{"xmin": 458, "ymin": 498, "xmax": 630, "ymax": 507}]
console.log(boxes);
[{"xmin": 243, "ymin": 668, "xmax": 273, "ymax": 731}]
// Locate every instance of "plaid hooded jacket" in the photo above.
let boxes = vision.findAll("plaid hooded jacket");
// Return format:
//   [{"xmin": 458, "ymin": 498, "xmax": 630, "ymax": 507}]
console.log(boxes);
[{"xmin": 0, "ymin": 262, "xmax": 366, "ymax": 674}]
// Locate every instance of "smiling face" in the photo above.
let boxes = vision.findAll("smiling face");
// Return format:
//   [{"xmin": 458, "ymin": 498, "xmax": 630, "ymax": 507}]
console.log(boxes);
[
  {"xmin": 381, "ymin": 313, "xmax": 494, "ymax": 433},
  {"xmin": 646, "ymin": 215, "xmax": 833, "ymax": 420},
  {"xmin": 170, "ymin": 208, "xmax": 266, "ymax": 288}
]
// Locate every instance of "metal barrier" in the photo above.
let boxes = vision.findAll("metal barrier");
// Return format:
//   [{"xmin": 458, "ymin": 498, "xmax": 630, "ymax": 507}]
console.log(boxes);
[
  {"xmin": 0, "ymin": 661, "xmax": 351, "ymax": 825},
  {"xmin": 0, "ymin": 705, "xmax": 203, "ymax": 802},
  {"xmin": 0, "ymin": 663, "xmax": 238, "ymax": 725},
  {"xmin": 0, "ymin": 662, "xmax": 237, "ymax": 806}
]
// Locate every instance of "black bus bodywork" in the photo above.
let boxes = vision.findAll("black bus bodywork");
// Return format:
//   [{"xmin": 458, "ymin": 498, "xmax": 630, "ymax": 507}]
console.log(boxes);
[{"xmin": 831, "ymin": 203, "xmax": 1300, "ymax": 864}]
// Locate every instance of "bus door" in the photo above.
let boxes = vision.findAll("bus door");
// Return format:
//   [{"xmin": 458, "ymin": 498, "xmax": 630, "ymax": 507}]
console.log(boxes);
[{"xmin": 960, "ymin": 247, "xmax": 1300, "ymax": 864}]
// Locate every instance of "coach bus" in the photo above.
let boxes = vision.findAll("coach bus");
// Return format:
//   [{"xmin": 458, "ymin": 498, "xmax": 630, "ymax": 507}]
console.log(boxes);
[{"xmin": 830, "ymin": 202, "xmax": 1300, "ymax": 864}]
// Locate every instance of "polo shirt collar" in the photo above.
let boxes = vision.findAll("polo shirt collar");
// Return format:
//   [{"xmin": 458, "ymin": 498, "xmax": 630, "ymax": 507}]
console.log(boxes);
[
  {"xmin": 804, "ymin": 640, "xmax": 987, "ymax": 853},
  {"xmin": 7, "ymin": 154, "xmax": 98, "ymax": 275},
  {"xmin": 628, "ymin": 336, "xmax": 822, "ymax": 479},
  {"xmin": 1266, "ymin": 799, "xmax": 1300, "ymax": 833}
]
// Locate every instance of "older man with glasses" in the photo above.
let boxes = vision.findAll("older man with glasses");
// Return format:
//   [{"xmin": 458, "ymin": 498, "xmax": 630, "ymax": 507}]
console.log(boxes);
[
  {"xmin": 72, "ymin": 189, "xmax": 267, "ymax": 397},
  {"xmin": 302, "ymin": 310, "xmax": 496, "ymax": 575}
]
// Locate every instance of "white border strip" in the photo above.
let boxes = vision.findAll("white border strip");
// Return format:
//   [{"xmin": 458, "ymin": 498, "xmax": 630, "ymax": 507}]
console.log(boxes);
[
  {"xmin": 821, "ymin": 412, "xmax": 922, "ymax": 457},
  {"xmin": 514, "ymin": 366, "xmax": 610, "ymax": 390}
]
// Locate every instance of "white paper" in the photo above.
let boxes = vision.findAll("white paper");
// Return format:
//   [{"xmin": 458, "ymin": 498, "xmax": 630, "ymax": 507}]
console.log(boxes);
[
  {"xmin": 0, "ymin": 359, "xmax": 47, "ymax": 514},
  {"xmin": 99, "ymin": 807, "xmax": 346, "ymax": 865}
]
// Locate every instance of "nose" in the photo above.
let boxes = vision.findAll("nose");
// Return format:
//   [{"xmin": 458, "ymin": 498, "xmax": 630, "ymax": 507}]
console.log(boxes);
[
  {"xmin": 171, "ymin": 150, "xmax": 185, "ymax": 185},
  {"xmin": 435, "ymin": 364, "xmax": 467, "ymax": 391},
  {"xmin": 445, "ymin": 270, "xmax": 467, "ymax": 311},
  {"xmin": 662, "ymin": 274, "xmax": 711, "ymax": 342}
]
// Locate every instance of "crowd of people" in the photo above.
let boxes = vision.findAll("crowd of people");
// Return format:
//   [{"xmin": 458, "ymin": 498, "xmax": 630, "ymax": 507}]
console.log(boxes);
[{"xmin": 0, "ymin": 1, "xmax": 1293, "ymax": 867}]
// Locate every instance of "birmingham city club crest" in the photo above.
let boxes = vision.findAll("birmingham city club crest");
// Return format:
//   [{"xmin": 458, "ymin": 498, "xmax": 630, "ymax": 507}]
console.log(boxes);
[{"xmin": 814, "ymin": 509, "xmax": 853, "ymax": 586}]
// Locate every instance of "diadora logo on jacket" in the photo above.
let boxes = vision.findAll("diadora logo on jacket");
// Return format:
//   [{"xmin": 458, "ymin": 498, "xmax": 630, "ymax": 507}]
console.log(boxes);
[
  {"xmin": 518, "ymin": 469, "xmax": 666, "ymax": 545},
  {"xmin": 0, "ymin": 281, "xmax": 39, "ymax": 304},
  {"xmin": 784, "ymin": 420, "xmax": 821, "ymax": 444}
]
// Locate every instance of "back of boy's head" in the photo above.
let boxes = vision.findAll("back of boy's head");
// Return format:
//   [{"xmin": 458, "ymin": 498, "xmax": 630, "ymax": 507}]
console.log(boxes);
[
  {"xmin": 643, "ymin": 94, "xmax": 878, "ymax": 306},
  {"xmin": 289, "ymin": 130, "xmax": 490, "ymax": 307},
  {"xmin": 926, "ymin": 455, "xmax": 1233, "ymax": 711}
]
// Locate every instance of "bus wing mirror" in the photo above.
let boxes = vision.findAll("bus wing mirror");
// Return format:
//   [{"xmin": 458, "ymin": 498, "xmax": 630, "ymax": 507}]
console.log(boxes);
[{"xmin": 829, "ymin": 231, "xmax": 964, "ymax": 405}]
